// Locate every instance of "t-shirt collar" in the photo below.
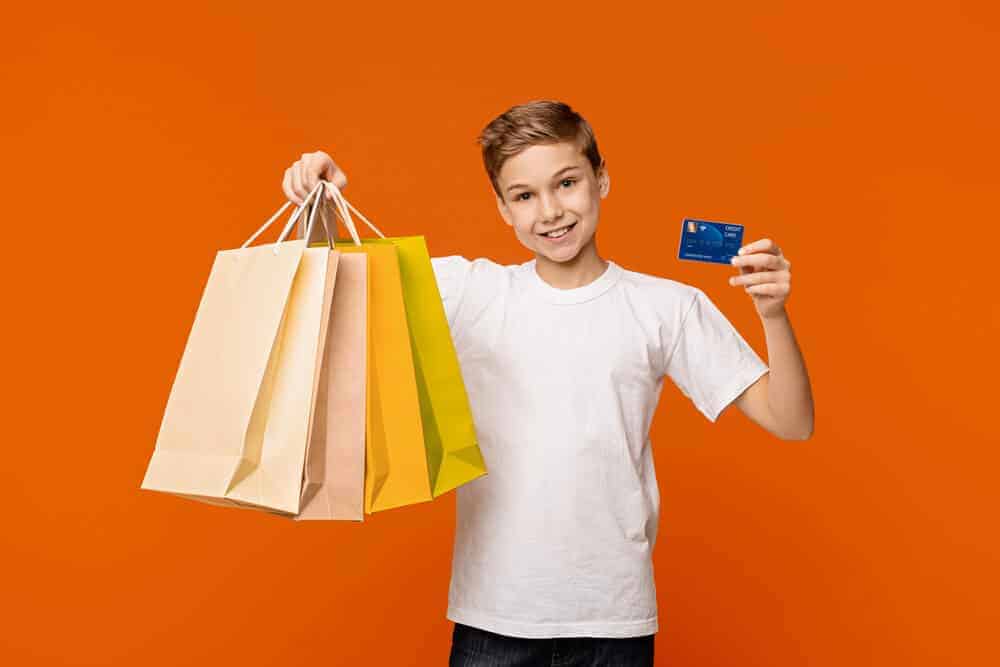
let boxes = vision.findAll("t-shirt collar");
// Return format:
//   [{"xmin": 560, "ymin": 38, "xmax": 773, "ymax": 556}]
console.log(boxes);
[{"xmin": 522, "ymin": 258, "xmax": 623, "ymax": 305}]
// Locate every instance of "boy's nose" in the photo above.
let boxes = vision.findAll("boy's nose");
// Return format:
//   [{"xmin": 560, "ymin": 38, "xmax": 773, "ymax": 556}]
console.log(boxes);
[{"xmin": 539, "ymin": 195, "xmax": 564, "ymax": 223}]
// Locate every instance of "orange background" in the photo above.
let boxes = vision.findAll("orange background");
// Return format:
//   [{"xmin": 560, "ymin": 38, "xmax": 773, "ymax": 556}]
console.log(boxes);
[{"xmin": 3, "ymin": 1, "xmax": 998, "ymax": 665}]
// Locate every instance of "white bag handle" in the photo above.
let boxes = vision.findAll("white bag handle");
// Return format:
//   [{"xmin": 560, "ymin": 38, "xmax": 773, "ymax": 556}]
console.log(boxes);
[
  {"xmin": 240, "ymin": 181, "xmax": 334, "ymax": 253},
  {"xmin": 315, "ymin": 181, "xmax": 363, "ymax": 247},
  {"xmin": 239, "ymin": 200, "xmax": 298, "ymax": 250},
  {"xmin": 300, "ymin": 182, "xmax": 337, "ymax": 248},
  {"xmin": 239, "ymin": 177, "xmax": 387, "ymax": 253},
  {"xmin": 319, "ymin": 180, "xmax": 387, "ymax": 241}
]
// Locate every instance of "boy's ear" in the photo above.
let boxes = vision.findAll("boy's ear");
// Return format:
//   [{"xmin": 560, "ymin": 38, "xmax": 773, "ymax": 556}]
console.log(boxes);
[
  {"xmin": 496, "ymin": 194, "xmax": 514, "ymax": 227},
  {"xmin": 597, "ymin": 162, "xmax": 610, "ymax": 199}
]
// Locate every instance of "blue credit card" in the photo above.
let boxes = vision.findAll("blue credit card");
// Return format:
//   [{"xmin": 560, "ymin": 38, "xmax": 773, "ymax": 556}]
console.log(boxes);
[{"xmin": 677, "ymin": 218, "xmax": 744, "ymax": 265}]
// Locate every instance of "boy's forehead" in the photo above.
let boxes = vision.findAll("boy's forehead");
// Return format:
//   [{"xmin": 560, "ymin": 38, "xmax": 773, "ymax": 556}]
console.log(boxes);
[{"xmin": 498, "ymin": 142, "xmax": 588, "ymax": 184}]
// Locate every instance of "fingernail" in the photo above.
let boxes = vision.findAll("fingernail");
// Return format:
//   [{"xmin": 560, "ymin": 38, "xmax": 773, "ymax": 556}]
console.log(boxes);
[
  {"xmin": 731, "ymin": 257, "xmax": 738, "ymax": 265},
  {"xmin": 738, "ymin": 248, "xmax": 745, "ymax": 255}
]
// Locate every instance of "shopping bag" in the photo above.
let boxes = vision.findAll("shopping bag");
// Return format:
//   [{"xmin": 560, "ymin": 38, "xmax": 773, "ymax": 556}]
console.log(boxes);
[
  {"xmin": 295, "ymin": 251, "xmax": 369, "ymax": 521},
  {"xmin": 344, "ymin": 243, "xmax": 432, "ymax": 512},
  {"xmin": 223, "ymin": 188, "xmax": 340, "ymax": 514},
  {"xmin": 316, "ymin": 188, "xmax": 433, "ymax": 513},
  {"xmin": 142, "ymin": 189, "xmax": 338, "ymax": 515},
  {"xmin": 312, "ymin": 183, "xmax": 486, "ymax": 504},
  {"xmin": 366, "ymin": 236, "xmax": 486, "ymax": 497}
]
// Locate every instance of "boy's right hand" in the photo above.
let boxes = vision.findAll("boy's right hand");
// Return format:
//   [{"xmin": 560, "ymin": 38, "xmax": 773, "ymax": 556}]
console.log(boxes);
[{"xmin": 282, "ymin": 151, "xmax": 348, "ymax": 206}]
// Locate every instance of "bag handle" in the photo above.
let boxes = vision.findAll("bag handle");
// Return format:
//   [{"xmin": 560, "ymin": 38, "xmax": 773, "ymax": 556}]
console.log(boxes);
[
  {"xmin": 300, "ymin": 182, "xmax": 335, "ymax": 248},
  {"xmin": 314, "ymin": 181, "xmax": 363, "ymax": 247},
  {"xmin": 239, "ymin": 176, "xmax": 386, "ymax": 254},
  {"xmin": 305, "ymin": 179, "xmax": 387, "ymax": 247},
  {"xmin": 321, "ymin": 180, "xmax": 387, "ymax": 240},
  {"xmin": 240, "ymin": 181, "xmax": 335, "ymax": 254}
]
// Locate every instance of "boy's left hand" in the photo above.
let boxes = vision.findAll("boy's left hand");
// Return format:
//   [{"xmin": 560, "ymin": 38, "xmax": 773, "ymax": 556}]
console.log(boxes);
[{"xmin": 729, "ymin": 238, "xmax": 791, "ymax": 320}]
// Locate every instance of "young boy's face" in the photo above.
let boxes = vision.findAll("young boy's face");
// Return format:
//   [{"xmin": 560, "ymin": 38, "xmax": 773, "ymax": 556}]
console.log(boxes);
[{"xmin": 495, "ymin": 140, "xmax": 609, "ymax": 264}]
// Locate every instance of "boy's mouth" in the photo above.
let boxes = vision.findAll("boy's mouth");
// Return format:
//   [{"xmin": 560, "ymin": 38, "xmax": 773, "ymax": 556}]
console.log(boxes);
[{"xmin": 538, "ymin": 222, "xmax": 577, "ymax": 240}]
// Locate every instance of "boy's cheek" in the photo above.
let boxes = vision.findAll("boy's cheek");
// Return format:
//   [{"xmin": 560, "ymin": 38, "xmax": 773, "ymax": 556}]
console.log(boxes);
[
  {"xmin": 517, "ymin": 229, "xmax": 539, "ymax": 248},
  {"xmin": 515, "ymin": 228, "xmax": 548, "ymax": 254},
  {"xmin": 512, "ymin": 221, "xmax": 536, "ymax": 238}
]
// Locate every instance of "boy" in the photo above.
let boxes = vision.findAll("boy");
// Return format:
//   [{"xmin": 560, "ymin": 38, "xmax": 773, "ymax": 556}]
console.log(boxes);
[{"xmin": 283, "ymin": 100, "xmax": 814, "ymax": 666}]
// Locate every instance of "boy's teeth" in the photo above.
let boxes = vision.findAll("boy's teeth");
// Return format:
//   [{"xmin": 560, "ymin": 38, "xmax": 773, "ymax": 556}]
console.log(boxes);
[{"xmin": 545, "ymin": 226, "xmax": 570, "ymax": 238}]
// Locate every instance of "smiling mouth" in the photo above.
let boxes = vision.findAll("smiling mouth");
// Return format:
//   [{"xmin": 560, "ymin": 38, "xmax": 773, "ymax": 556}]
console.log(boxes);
[{"xmin": 539, "ymin": 222, "xmax": 577, "ymax": 238}]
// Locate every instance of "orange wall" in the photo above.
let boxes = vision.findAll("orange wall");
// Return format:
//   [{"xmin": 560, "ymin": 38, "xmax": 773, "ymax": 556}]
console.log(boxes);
[{"xmin": 3, "ymin": 2, "xmax": 998, "ymax": 665}]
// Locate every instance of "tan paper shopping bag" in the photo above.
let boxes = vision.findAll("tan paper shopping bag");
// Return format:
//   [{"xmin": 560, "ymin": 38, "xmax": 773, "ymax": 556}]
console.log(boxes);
[
  {"xmin": 143, "ymin": 189, "xmax": 338, "ymax": 515},
  {"xmin": 222, "ymin": 244, "xmax": 335, "ymax": 513},
  {"xmin": 295, "ymin": 252, "xmax": 368, "ymax": 520},
  {"xmin": 221, "ymin": 192, "xmax": 338, "ymax": 514},
  {"xmin": 141, "ymin": 202, "xmax": 310, "ymax": 506}
]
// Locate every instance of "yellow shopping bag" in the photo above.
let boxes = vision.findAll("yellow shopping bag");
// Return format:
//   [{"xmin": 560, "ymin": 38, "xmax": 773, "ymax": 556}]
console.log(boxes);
[
  {"xmin": 366, "ymin": 236, "xmax": 486, "ymax": 496},
  {"xmin": 337, "ymin": 241, "xmax": 432, "ymax": 513}
]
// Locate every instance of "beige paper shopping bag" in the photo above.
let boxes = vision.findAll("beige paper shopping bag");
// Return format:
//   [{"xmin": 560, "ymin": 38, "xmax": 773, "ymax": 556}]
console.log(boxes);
[
  {"xmin": 295, "ymin": 252, "xmax": 368, "ymax": 521},
  {"xmin": 221, "ymin": 192, "xmax": 338, "ymax": 514},
  {"xmin": 142, "ymin": 188, "xmax": 337, "ymax": 515},
  {"xmin": 222, "ymin": 246, "xmax": 335, "ymax": 513}
]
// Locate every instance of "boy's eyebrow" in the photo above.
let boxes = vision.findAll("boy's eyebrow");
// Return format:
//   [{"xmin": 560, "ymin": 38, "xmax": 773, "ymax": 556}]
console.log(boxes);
[{"xmin": 506, "ymin": 165, "xmax": 582, "ymax": 193}]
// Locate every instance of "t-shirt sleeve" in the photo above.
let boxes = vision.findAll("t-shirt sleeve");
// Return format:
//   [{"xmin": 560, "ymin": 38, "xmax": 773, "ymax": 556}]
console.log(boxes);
[
  {"xmin": 663, "ymin": 288, "xmax": 770, "ymax": 423},
  {"xmin": 431, "ymin": 255, "xmax": 473, "ymax": 331}
]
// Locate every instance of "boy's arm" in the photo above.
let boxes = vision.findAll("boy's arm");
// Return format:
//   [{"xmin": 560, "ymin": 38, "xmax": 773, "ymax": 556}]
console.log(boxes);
[
  {"xmin": 732, "ymin": 311, "xmax": 814, "ymax": 440},
  {"xmin": 728, "ymin": 238, "xmax": 814, "ymax": 440}
]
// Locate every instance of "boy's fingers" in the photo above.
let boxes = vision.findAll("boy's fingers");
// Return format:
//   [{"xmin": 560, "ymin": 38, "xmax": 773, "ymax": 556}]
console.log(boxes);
[
  {"xmin": 731, "ymin": 253, "xmax": 785, "ymax": 270},
  {"xmin": 302, "ymin": 153, "xmax": 321, "ymax": 193},
  {"xmin": 286, "ymin": 166, "xmax": 304, "ymax": 205},
  {"xmin": 290, "ymin": 163, "xmax": 306, "ymax": 203},
  {"xmin": 281, "ymin": 150, "xmax": 348, "ymax": 205},
  {"xmin": 745, "ymin": 283, "xmax": 788, "ymax": 297},
  {"xmin": 323, "ymin": 163, "xmax": 348, "ymax": 190},
  {"xmin": 302, "ymin": 172, "xmax": 316, "ymax": 196},
  {"xmin": 738, "ymin": 238, "xmax": 779, "ymax": 255},
  {"xmin": 321, "ymin": 166, "xmax": 348, "ymax": 202},
  {"xmin": 730, "ymin": 270, "xmax": 789, "ymax": 286},
  {"xmin": 281, "ymin": 168, "xmax": 296, "ymax": 204},
  {"xmin": 300, "ymin": 161, "xmax": 318, "ymax": 201}
]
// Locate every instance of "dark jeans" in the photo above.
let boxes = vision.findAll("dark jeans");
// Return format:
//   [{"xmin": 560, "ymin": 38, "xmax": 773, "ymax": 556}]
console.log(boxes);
[{"xmin": 448, "ymin": 622, "xmax": 655, "ymax": 667}]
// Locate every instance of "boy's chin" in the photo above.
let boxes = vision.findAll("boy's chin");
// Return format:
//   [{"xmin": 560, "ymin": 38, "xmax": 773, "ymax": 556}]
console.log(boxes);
[
  {"xmin": 532, "ymin": 235, "xmax": 594, "ymax": 264},
  {"xmin": 536, "ymin": 247, "xmax": 582, "ymax": 264}
]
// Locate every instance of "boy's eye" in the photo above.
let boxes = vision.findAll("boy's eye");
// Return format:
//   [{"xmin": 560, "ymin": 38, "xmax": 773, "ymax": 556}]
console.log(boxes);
[{"xmin": 515, "ymin": 179, "xmax": 576, "ymax": 202}]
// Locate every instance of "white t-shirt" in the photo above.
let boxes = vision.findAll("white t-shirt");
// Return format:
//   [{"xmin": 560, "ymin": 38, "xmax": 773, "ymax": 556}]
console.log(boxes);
[{"xmin": 430, "ymin": 256, "xmax": 769, "ymax": 639}]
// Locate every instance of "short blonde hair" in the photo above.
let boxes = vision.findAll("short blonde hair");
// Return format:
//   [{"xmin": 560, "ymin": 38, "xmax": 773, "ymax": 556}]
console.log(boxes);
[{"xmin": 477, "ymin": 100, "xmax": 605, "ymax": 201}]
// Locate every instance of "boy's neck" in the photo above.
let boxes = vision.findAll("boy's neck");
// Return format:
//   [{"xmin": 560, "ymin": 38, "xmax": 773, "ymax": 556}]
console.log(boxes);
[{"xmin": 533, "ymin": 242, "xmax": 609, "ymax": 290}]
